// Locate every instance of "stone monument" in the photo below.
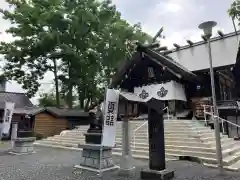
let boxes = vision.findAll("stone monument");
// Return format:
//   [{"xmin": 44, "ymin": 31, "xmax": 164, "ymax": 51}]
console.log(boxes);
[
  {"xmin": 75, "ymin": 108, "xmax": 119, "ymax": 173},
  {"xmin": 9, "ymin": 130, "xmax": 36, "ymax": 155},
  {"xmin": 140, "ymin": 99, "xmax": 174, "ymax": 180}
]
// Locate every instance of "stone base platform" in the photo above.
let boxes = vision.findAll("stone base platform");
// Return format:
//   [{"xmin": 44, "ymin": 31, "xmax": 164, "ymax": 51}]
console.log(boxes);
[
  {"xmin": 141, "ymin": 169, "xmax": 174, "ymax": 180},
  {"xmin": 75, "ymin": 144, "xmax": 119, "ymax": 173},
  {"xmin": 10, "ymin": 137, "xmax": 36, "ymax": 155},
  {"xmin": 118, "ymin": 167, "xmax": 136, "ymax": 176},
  {"xmin": 9, "ymin": 151, "xmax": 36, "ymax": 155}
]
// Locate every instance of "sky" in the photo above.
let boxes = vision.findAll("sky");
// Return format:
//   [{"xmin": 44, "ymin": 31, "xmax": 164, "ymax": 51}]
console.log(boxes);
[{"xmin": 0, "ymin": 0, "xmax": 236, "ymax": 104}]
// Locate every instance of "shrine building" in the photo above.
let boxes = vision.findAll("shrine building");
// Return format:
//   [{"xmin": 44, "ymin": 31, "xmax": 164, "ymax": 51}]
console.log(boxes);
[{"xmin": 111, "ymin": 30, "xmax": 240, "ymax": 120}]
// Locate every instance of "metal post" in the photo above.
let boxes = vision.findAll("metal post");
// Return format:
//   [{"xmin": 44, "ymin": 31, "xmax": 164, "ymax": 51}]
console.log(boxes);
[
  {"xmin": 207, "ymin": 39, "xmax": 223, "ymax": 170},
  {"xmin": 11, "ymin": 122, "xmax": 18, "ymax": 149},
  {"xmin": 98, "ymin": 146, "xmax": 103, "ymax": 177},
  {"xmin": 0, "ymin": 123, "xmax": 2, "ymax": 142},
  {"xmin": 203, "ymin": 105, "xmax": 207, "ymax": 126}
]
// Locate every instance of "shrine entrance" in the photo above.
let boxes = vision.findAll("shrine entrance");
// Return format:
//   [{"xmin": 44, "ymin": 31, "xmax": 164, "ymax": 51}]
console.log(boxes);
[{"xmin": 110, "ymin": 42, "xmax": 200, "ymax": 179}]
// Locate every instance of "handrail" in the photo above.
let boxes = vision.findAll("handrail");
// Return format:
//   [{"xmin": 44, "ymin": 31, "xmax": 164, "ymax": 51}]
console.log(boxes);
[
  {"xmin": 204, "ymin": 111, "xmax": 225, "ymax": 134},
  {"xmin": 205, "ymin": 111, "xmax": 240, "ymax": 128},
  {"xmin": 204, "ymin": 111, "xmax": 240, "ymax": 138},
  {"xmin": 133, "ymin": 121, "xmax": 148, "ymax": 133},
  {"xmin": 216, "ymin": 115, "xmax": 240, "ymax": 128},
  {"xmin": 202, "ymin": 105, "xmax": 214, "ymax": 125},
  {"xmin": 132, "ymin": 106, "xmax": 169, "ymax": 148},
  {"xmin": 202, "ymin": 105, "xmax": 225, "ymax": 134},
  {"xmin": 163, "ymin": 106, "xmax": 170, "ymax": 121}
]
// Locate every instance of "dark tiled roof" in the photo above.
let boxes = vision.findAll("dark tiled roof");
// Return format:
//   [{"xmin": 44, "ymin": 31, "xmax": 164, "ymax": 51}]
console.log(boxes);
[
  {"xmin": 0, "ymin": 92, "xmax": 34, "ymax": 109},
  {"xmin": 32, "ymin": 107, "xmax": 89, "ymax": 117},
  {"xmin": 14, "ymin": 107, "xmax": 44, "ymax": 115},
  {"xmin": 111, "ymin": 43, "xmax": 200, "ymax": 88},
  {"xmin": 137, "ymin": 44, "xmax": 200, "ymax": 81}
]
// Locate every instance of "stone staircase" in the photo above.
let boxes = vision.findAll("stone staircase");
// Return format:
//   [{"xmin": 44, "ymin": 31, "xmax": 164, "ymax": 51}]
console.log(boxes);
[{"xmin": 34, "ymin": 119, "xmax": 240, "ymax": 170}]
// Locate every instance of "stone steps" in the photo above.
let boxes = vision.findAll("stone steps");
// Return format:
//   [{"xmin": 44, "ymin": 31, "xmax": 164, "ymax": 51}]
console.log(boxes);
[
  {"xmin": 33, "ymin": 141, "xmax": 177, "ymax": 161},
  {"xmin": 44, "ymin": 137, "xmax": 214, "ymax": 154},
  {"xmin": 41, "ymin": 138, "xmax": 240, "ymax": 161},
  {"xmin": 34, "ymin": 119, "xmax": 240, "ymax": 170},
  {"xmin": 46, "ymin": 135, "xmax": 237, "ymax": 152},
  {"xmin": 63, "ymin": 132, "xmax": 216, "ymax": 139}
]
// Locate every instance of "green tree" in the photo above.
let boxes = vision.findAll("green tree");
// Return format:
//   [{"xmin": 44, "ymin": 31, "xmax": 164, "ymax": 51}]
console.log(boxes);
[
  {"xmin": 38, "ymin": 92, "xmax": 67, "ymax": 107},
  {"xmin": 0, "ymin": 0, "xmax": 68, "ymax": 106},
  {"xmin": 38, "ymin": 93, "xmax": 59, "ymax": 107},
  {"xmin": 229, "ymin": 0, "xmax": 240, "ymax": 20},
  {"xmin": 0, "ymin": 0, "xmax": 151, "ymax": 110}
]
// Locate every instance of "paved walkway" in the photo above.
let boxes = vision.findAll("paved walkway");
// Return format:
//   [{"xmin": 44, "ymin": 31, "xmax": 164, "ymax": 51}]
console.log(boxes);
[{"xmin": 0, "ymin": 147, "xmax": 240, "ymax": 180}]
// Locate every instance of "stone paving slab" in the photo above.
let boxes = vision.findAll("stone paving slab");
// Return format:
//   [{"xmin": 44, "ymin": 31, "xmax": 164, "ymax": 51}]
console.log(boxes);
[{"xmin": 0, "ymin": 147, "xmax": 239, "ymax": 180}]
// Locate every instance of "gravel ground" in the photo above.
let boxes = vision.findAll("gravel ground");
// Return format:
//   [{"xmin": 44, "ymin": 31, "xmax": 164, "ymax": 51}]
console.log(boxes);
[{"xmin": 0, "ymin": 147, "xmax": 240, "ymax": 180}]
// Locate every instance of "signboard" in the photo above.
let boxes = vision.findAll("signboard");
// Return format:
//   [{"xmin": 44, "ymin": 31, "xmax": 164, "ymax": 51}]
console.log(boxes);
[
  {"xmin": 101, "ymin": 89, "xmax": 120, "ymax": 147},
  {"xmin": 134, "ymin": 80, "xmax": 187, "ymax": 101},
  {"xmin": 2, "ymin": 102, "xmax": 15, "ymax": 134}
]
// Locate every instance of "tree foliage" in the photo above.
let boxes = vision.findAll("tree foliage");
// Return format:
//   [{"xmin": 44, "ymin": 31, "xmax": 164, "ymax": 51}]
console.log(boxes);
[
  {"xmin": 229, "ymin": 0, "xmax": 240, "ymax": 20},
  {"xmin": 38, "ymin": 92, "xmax": 61, "ymax": 107},
  {"xmin": 0, "ymin": 0, "xmax": 151, "ymax": 110}
]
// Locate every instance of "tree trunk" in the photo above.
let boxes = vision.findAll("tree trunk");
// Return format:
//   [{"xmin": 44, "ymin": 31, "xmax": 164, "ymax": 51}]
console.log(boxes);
[
  {"xmin": 78, "ymin": 86, "xmax": 85, "ymax": 109},
  {"xmin": 53, "ymin": 59, "xmax": 60, "ymax": 108},
  {"xmin": 84, "ymin": 97, "xmax": 91, "ymax": 111},
  {"xmin": 67, "ymin": 60, "xmax": 73, "ymax": 108},
  {"xmin": 67, "ymin": 88, "xmax": 73, "ymax": 108}
]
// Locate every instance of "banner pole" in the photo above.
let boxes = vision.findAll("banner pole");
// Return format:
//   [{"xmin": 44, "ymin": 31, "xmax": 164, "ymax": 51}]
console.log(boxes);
[
  {"xmin": 98, "ymin": 87, "xmax": 108, "ymax": 177},
  {"xmin": 0, "ymin": 124, "xmax": 2, "ymax": 143},
  {"xmin": 99, "ymin": 145, "xmax": 103, "ymax": 177}
]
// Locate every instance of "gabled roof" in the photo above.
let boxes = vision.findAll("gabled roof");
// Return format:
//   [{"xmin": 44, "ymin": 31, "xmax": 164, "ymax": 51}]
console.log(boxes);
[
  {"xmin": 13, "ymin": 107, "xmax": 43, "ymax": 115},
  {"xmin": 45, "ymin": 107, "xmax": 89, "ymax": 117},
  {"xmin": 28, "ymin": 107, "xmax": 89, "ymax": 118},
  {"xmin": 139, "ymin": 45, "xmax": 200, "ymax": 81},
  {"xmin": 0, "ymin": 92, "xmax": 34, "ymax": 109},
  {"xmin": 111, "ymin": 43, "xmax": 200, "ymax": 88}
]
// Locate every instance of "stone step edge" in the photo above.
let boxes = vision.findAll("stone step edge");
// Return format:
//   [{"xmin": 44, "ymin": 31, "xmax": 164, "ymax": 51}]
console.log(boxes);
[
  {"xmin": 38, "ymin": 140, "xmax": 212, "ymax": 153},
  {"xmin": 53, "ymin": 135, "xmax": 221, "ymax": 141},
  {"xmin": 39, "ymin": 139, "xmax": 215, "ymax": 152},
  {"xmin": 48, "ymin": 137, "xmax": 233, "ymax": 146},
  {"xmin": 203, "ymin": 162, "xmax": 239, "ymax": 172},
  {"xmin": 41, "ymin": 139, "xmax": 236, "ymax": 151},
  {"xmin": 35, "ymin": 141, "xmax": 238, "ymax": 161},
  {"xmin": 34, "ymin": 142, "xmax": 239, "ymax": 166},
  {"xmin": 113, "ymin": 147, "xmax": 240, "ymax": 158},
  {"xmin": 33, "ymin": 142, "xmax": 177, "ymax": 161}
]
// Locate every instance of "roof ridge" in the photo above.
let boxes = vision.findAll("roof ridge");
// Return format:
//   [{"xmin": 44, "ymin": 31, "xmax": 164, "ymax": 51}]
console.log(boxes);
[
  {"xmin": 169, "ymin": 30, "xmax": 240, "ymax": 52},
  {"xmin": 0, "ymin": 91, "xmax": 26, "ymax": 95}
]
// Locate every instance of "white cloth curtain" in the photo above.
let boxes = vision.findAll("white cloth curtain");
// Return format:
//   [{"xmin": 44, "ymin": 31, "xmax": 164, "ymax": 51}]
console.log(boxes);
[{"xmin": 134, "ymin": 81, "xmax": 187, "ymax": 102}]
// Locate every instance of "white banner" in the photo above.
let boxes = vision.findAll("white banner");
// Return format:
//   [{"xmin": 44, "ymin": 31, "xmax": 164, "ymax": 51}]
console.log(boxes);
[
  {"xmin": 134, "ymin": 80, "xmax": 186, "ymax": 101},
  {"xmin": 2, "ymin": 102, "xmax": 15, "ymax": 134},
  {"xmin": 101, "ymin": 89, "xmax": 120, "ymax": 147}
]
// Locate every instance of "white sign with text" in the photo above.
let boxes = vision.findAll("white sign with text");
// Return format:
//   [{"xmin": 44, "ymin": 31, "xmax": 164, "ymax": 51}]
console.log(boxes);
[
  {"xmin": 2, "ymin": 102, "xmax": 15, "ymax": 134},
  {"xmin": 101, "ymin": 89, "xmax": 120, "ymax": 147}
]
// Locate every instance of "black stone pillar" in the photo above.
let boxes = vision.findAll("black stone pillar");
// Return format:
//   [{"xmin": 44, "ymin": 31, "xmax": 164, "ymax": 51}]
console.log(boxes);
[
  {"xmin": 141, "ymin": 98, "xmax": 174, "ymax": 180},
  {"xmin": 148, "ymin": 105, "xmax": 165, "ymax": 170}
]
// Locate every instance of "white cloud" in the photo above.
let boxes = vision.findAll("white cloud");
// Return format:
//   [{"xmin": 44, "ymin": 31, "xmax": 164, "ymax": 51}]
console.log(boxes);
[{"xmin": 165, "ymin": 3, "xmax": 181, "ymax": 13}]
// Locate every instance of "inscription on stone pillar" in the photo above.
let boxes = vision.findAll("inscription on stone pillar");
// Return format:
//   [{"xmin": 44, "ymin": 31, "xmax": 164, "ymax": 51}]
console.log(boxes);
[{"xmin": 147, "ymin": 99, "xmax": 165, "ymax": 171}]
